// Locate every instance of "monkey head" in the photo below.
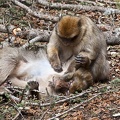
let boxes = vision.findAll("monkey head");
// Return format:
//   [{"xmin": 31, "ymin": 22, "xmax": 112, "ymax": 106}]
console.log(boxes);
[
  {"xmin": 49, "ymin": 75, "xmax": 70, "ymax": 94},
  {"xmin": 56, "ymin": 15, "xmax": 81, "ymax": 46}
]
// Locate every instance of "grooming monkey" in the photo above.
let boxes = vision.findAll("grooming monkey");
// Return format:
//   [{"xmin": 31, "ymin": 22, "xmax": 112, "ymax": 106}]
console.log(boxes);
[
  {"xmin": 0, "ymin": 47, "xmax": 70, "ymax": 98},
  {"xmin": 47, "ymin": 15, "xmax": 109, "ymax": 93}
]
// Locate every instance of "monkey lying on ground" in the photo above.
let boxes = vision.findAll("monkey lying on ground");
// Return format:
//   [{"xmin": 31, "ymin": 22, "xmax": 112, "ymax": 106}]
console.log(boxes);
[
  {"xmin": 0, "ymin": 47, "xmax": 70, "ymax": 99},
  {"xmin": 47, "ymin": 15, "xmax": 110, "ymax": 93}
]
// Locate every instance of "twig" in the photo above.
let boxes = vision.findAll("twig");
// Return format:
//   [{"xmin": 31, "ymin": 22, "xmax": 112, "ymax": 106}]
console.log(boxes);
[
  {"xmin": 12, "ymin": 112, "xmax": 21, "ymax": 120},
  {"xmin": 11, "ymin": 0, "xmax": 59, "ymax": 22},
  {"xmin": 49, "ymin": 93, "xmax": 101, "ymax": 120},
  {"xmin": 10, "ymin": 103, "xmax": 25, "ymax": 120},
  {"xmin": 40, "ymin": 109, "xmax": 49, "ymax": 120},
  {"xmin": 19, "ymin": 87, "xmax": 26, "ymax": 103},
  {"xmin": 9, "ymin": 94, "xmax": 20, "ymax": 102}
]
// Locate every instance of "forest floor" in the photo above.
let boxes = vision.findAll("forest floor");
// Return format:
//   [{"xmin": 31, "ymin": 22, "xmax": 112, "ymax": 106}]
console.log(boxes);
[{"xmin": 0, "ymin": 0, "xmax": 120, "ymax": 120}]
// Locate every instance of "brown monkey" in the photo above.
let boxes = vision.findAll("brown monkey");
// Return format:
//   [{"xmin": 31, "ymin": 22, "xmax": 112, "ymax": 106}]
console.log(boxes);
[
  {"xmin": 0, "ymin": 47, "xmax": 70, "ymax": 98},
  {"xmin": 47, "ymin": 15, "xmax": 109, "ymax": 93}
]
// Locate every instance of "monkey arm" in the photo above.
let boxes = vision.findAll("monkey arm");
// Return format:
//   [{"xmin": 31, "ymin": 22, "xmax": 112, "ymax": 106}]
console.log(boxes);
[
  {"xmin": 47, "ymin": 43, "xmax": 63, "ymax": 72},
  {"xmin": 75, "ymin": 49, "xmax": 97, "ymax": 68}
]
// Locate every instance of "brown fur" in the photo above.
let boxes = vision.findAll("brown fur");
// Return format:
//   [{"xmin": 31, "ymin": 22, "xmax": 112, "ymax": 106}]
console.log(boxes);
[
  {"xmin": 57, "ymin": 16, "xmax": 80, "ymax": 38},
  {"xmin": 47, "ymin": 15, "xmax": 110, "ymax": 93}
]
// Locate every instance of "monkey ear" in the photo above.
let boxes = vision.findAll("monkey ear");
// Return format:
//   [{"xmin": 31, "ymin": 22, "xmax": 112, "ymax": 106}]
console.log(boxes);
[{"xmin": 58, "ymin": 14, "xmax": 63, "ymax": 21}]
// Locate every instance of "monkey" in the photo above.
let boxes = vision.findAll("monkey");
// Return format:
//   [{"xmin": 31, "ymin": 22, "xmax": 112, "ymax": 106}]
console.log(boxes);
[
  {"xmin": 47, "ymin": 15, "xmax": 110, "ymax": 93},
  {"xmin": 0, "ymin": 47, "xmax": 70, "ymax": 99}
]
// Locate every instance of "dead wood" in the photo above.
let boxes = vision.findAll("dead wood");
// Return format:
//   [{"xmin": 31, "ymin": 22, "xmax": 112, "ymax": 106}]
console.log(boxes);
[
  {"xmin": 0, "ymin": 24, "xmax": 15, "ymax": 33},
  {"xmin": 105, "ymin": 31, "xmax": 120, "ymax": 45},
  {"xmin": 37, "ymin": 0, "xmax": 120, "ymax": 14}
]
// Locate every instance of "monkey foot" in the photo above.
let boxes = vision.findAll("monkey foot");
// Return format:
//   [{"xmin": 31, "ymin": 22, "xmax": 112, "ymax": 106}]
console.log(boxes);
[
  {"xmin": 27, "ymin": 81, "xmax": 39, "ymax": 90},
  {"xmin": 27, "ymin": 81, "xmax": 40, "ymax": 99}
]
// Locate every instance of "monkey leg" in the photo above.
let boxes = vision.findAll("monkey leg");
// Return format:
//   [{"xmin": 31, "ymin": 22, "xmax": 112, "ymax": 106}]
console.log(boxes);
[
  {"xmin": 10, "ymin": 77, "xmax": 27, "ymax": 88},
  {"xmin": 69, "ymin": 69, "xmax": 93, "ymax": 93}
]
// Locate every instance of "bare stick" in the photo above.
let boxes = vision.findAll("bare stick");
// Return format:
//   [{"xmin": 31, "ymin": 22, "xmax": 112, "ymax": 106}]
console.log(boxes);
[
  {"xmin": 12, "ymin": 112, "xmax": 21, "ymax": 120},
  {"xmin": 10, "ymin": 103, "xmax": 25, "ymax": 120},
  {"xmin": 40, "ymin": 109, "xmax": 49, "ymax": 120}
]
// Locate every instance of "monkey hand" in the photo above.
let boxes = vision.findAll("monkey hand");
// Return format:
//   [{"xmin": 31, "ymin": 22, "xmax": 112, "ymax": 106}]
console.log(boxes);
[
  {"xmin": 27, "ymin": 81, "xmax": 39, "ymax": 90},
  {"xmin": 51, "ymin": 62, "xmax": 63, "ymax": 72},
  {"xmin": 75, "ymin": 55, "xmax": 90, "ymax": 68},
  {"xmin": 48, "ymin": 52, "xmax": 63, "ymax": 72}
]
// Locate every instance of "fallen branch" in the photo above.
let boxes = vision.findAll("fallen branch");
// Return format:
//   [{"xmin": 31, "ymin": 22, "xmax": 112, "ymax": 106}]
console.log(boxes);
[
  {"xmin": 77, "ymin": 0, "xmax": 97, "ymax": 5},
  {"xmin": 37, "ymin": 0, "xmax": 120, "ymax": 14},
  {"xmin": 96, "ymin": 0, "xmax": 120, "ymax": 5},
  {"xmin": 10, "ymin": 103, "xmax": 25, "ymax": 120},
  {"xmin": 11, "ymin": 0, "xmax": 59, "ymax": 22},
  {"xmin": 40, "ymin": 109, "xmax": 49, "ymax": 120},
  {"xmin": 0, "ymin": 24, "xmax": 15, "ymax": 33},
  {"xmin": 21, "ymin": 35, "xmax": 49, "ymax": 48},
  {"xmin": 105, "ymin": 31, "xmax": 120, "ymax": 45}
]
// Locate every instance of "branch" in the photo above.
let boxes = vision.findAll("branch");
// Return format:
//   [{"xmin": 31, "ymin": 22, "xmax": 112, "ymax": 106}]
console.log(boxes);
[
  {"xmin": 40, "ymin": 109, "xmax": 49, "ymax": 120},
  {"xmin": 37, "ymin": 0, "xmax": 120, "ymax": 14},
  {"xmin": 11, "ymin": 0, "xmax": 59, "ymax": 22},
  {"xmin": 0, "ymin": 24, "xmax": 15, "ymax": 33},
  {"xmin": 77, "ymin": 0, "xmax": 97, "ymax": 5},
  {"xmin": 104, "ymin": 31, "xmax": 120, "ymax": 45},
  {"xmin": 21, "ymin": 35, "xmax": 49, "ymax": 48},
  {"xmin": 96, "ymin": 0, "xmax": 120, "ymax": 5}
]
